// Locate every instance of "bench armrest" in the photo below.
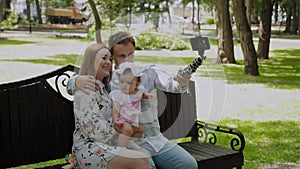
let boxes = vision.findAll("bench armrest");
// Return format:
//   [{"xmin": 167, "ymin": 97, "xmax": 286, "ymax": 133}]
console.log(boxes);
[{"xmin": 194, "ymin": 120, "xmax": 245, "ymax": 152}]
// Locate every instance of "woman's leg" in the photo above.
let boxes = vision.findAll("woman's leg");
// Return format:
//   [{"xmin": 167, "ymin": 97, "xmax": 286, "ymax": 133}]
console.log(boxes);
[
  {"xmin": 152, "ymin": 143, "xmax": 197, "ymax": 169},
  {"xmin": 108, "ymin": 149, "xmax": 150, "ymax": 169}
]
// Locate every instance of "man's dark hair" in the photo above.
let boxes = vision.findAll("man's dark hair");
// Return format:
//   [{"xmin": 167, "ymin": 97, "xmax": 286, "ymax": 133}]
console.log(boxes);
[{"xmin": 108, "ymin": 31, "xmax": 135, "ymax": 55}]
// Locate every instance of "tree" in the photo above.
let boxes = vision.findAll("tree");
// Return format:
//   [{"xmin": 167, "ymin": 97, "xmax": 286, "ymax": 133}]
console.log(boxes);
[
  {"xmin": 281, "ymin": 0, "xmax": 298, "ymax": 34},
  {"xmin": 233, "ymin": 0, "xmax": 259, "ymax": 75},
  {"xmin": 26, "ymin": 0, "xmax": 31, "ymax": 21},
  {"xmin": 0, "ymin": 0, "xmax": 3, "ymax": 23},
  {"xmin": 35, "ymin": 0, "xmax": 42, "ymax": 24},
  {"xmin": 299, "ymin": 0, "xmax": 300, "ymax": 35},
  {"xmin": 215, "ymin": 0, "xmax": 235, "ymax": 63},
  {"xmin": 2, "ymin": 0, "xmax": 11, "ymax": 20},
  {"xmin": 291, "ymin": 0, "xmax": 298, "ymax": 34},
  {"xmin": 88, "ymin": 0, "xmax": 102, "ymax": 43},
  {"xmin": 257, "ymin": 0, "xmax": 273, "ymax": 60},
  {"xmin": 245, "ymin": 0, "xmax": 254, "ymax": 26},
  {"xmin": 196, "ymin": 0, "xmax": 201, "ymax": 34}
]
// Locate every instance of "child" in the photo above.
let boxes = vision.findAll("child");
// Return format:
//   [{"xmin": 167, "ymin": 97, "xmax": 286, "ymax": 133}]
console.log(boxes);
[{"xmin": 110, "ymin": 62, "xmax": 151, "ymax": 148}]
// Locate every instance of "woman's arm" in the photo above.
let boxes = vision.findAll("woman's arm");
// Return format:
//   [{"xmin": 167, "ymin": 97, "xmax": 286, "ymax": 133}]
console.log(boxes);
[
  {"xmin": 74, "ymin": 91, "xmax": 116, "ymax": 143},
  {"xmin": 67, "ymin": 75, "xmax": 99, "ymax": 95}
]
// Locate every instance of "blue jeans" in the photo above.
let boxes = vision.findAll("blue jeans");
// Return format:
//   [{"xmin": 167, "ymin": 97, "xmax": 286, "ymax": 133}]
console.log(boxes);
[{"xmin": 151, "ymin": 144, "xmax": 197, "ymax": 169}]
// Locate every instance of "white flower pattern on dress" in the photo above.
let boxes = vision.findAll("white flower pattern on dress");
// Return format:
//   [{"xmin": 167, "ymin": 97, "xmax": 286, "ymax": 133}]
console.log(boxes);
[{"xmin": 72, "ymin": 81, "xmax": 124, "ymax": 169}]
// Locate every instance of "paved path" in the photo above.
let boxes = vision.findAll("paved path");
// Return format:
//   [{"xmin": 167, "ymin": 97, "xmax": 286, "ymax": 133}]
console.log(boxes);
[{"xmin": 1, "ymin": 31, "xmax": 299, "ymax": 122}]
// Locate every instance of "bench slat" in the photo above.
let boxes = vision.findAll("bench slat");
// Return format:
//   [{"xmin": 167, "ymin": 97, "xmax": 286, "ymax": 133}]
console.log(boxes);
[{"xmin": 180, "ymin": 141, "xmax": 244, "ymax": 169}]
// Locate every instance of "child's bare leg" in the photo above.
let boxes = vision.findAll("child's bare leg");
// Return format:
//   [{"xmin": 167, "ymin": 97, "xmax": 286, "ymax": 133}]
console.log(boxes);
[{"xmin": 116, "ymin": 122, "xmax": 134, "ymax": 147}]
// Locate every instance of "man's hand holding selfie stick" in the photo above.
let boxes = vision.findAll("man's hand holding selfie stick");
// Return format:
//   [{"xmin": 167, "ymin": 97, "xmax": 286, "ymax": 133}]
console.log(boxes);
[{"xmin": 175, "ymin": 35, "xmax": 210, "ymax": 86}]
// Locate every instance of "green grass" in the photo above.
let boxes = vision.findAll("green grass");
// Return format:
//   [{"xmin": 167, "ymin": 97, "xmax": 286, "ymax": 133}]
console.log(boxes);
[
  {"xmin": 1, "ymin": 54, "xmax": 80, "ymax": 66},
  {"xmin": 0, "ymin": 39, "xmax": 35, "ymax": 45},
  {"xmin": 191, "ymin": 49, "xmax": 300, "ymax": 90},
  {"xmin": 216, "ymin": 119, "xmax": 300, "ymax": 169},
  {"xmin": 9, "ymin": 159, "xmax": 66, "ymax": 169}
]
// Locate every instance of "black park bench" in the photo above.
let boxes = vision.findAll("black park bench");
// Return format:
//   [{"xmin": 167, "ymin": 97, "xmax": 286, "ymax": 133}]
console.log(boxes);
[{"xmin": 0, "ymin": 64, "xmax": 245, "ymax": 169}]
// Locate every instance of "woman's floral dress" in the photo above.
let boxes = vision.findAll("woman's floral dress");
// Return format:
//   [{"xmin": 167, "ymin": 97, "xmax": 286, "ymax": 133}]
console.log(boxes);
[{"xmin": 72, "ymin": 80, "xmax": 125, "ymax": 169}]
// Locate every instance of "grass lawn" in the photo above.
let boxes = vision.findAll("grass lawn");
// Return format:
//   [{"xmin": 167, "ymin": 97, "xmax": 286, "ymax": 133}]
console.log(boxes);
[
  {"xmin": 0, "ymin": 38, "xmax": 35, "ymax": 45},
  {"xmin": 208, "ymin": 119, "xmax": 300, "ymax": 169}
]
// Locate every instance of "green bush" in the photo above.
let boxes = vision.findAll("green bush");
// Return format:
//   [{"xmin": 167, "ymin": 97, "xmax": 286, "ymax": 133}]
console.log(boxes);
[
  {"xmin": 1, "ymin": 9, "xmax": 19, "ymax": 29},
  {"xmin": 135, "ymin": 31, "xmax": 190, "ymax": 50},
  {"xmin": 205, "ymin": 17, "xmax": 215, "ymax": 25}
]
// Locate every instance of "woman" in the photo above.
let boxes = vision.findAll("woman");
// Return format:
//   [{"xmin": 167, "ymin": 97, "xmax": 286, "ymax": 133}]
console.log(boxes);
[{"xmin": 72, "ymin": 43, "xmax": 150, "ymax": 169}]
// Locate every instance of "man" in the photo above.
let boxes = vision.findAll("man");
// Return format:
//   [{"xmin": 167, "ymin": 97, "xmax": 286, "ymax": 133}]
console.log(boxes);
[{"xmin": 67, "ymin": 31, "xmax": 197, "ymax": 169}]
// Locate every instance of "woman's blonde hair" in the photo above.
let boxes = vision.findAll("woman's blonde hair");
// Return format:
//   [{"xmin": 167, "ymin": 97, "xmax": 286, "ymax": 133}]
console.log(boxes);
[{"xmin": 79, "ymin": 43, "xmax": 112, "ymax": 87}]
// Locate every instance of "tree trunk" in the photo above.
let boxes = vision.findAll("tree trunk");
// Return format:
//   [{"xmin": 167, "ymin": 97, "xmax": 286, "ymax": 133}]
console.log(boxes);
[
  {"xmin": 246, "ymin": 0, "xmax": 253, "ymax": 26},
  {"xmin": 291, "ymin": 0, "xmax": 298, "ymax": 35},
  {"xmin": 215, "ymin": 0, "xmax": 235, "ymax": 64},
  {"xmin": 284, "ymin": 7, "xmax": 292, "ymax": 33},
  {"xmin": 192, "ymin": 0, "xmax": 195, "ymax": 23},
  {"xmin": 233, "ymin": 0, "xmax": 259, "ymax": 76},
  {"xmin": 26, "ymin": 0, "xmax": 31, "ymax": 21},
  {"xmin": 88, "ymin": 0, "xmax": 102, "ymax": 43},
  {"xmin": 4, "ymin": 0, "xmax": 11, "ymax": 20},
  {"xmin": 274, "ymin": 0, "xmax": 279, "ymax": 24},
  {"xmin": 35, "ymin": 0, "xmax": 42, "ymax": 24},
  {"xmin": 0, "ymin": 0, "xmax": 3, "ymax": 23},
  {"xmin": 166, "ymin": 0, "xmax": 172, "ymax": 25},
  {"xmin": 196, "ymin": 0, "xmax": 201, "ymax": 35},
  {"xmin": 257, "ymin": 0, "xmax": 273, "ymax": 60},
  {"xmin": 298, "ymin": 0, "xmax": 300, "ymax": 35}
]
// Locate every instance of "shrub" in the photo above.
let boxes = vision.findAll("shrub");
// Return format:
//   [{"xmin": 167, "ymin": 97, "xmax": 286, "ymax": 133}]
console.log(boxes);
[
  {"xmin": 1, "ymin": 9, "xmax": 19, "ymax": 29},
  {"xmin": 135, "ymin": 31, "xmax": 190, "ymax": 50},
  {"xmin": 205, "ymin": 17, "xmax": 215, "ymax": 25}
]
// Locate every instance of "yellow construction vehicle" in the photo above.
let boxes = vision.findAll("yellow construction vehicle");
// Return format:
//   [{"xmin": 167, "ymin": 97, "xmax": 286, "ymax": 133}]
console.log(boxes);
[{"xmin": 45, "ymin": 7, "xmax": 89, "ymax": 24}]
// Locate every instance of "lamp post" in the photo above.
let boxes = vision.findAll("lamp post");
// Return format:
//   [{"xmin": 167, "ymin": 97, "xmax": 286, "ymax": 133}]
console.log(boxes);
[{"xmin": 29, "ymin": 18, "xmax": 32, "ymax": 34}]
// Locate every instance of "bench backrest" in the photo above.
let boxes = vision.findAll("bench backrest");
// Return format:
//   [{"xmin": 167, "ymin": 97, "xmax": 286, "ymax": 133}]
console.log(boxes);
[{"xmin": 0, "ymin": 65, "xmax": 197, "ymax": 168}]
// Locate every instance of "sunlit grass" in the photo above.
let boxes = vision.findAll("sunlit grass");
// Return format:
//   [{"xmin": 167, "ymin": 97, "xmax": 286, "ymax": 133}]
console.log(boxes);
[
  {"xmin": 9, "ymin": 158, "xmax": 66, "ymax": 169},
  {"xmin": 216, "ymin": 119, "xmax": 300, "ymax": 169},
  {"xmin": 1, "ymin": 54, "xmax": 80, "ymax": 66},
  {"xmin": 0, "ymin": 39, "xmax": 35, "ymax": 45},
  {"xmin": 194, "ymin": 49, "xmax": 300, "ymax": 90}
]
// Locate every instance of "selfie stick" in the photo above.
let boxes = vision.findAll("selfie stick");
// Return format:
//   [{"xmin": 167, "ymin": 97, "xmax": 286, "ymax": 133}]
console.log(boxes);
[{"xmin": 178, "ymin": 35, "xmax": 210, "ymax": 76}]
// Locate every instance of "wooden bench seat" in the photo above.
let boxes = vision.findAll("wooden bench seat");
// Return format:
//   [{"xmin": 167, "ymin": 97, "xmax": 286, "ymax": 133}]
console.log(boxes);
[
  {"xmin": 180, "ymin": 142, "xmax": 243, "ymax": 169},
  {"xmin": 0, "ymin": 65, "xmax": 245, "ymax": 169}
]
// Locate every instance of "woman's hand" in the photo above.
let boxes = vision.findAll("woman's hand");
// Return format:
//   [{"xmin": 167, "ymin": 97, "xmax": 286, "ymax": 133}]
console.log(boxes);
[{"xmin": 76, "ymin": 76, "xmax": 99, "ymax": 94}]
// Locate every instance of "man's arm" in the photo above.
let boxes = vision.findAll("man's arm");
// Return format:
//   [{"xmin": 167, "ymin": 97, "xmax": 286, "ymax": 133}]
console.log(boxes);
[{"xmin": 152, "ymin": 67, "xmax": 191, "ymax": 93}]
